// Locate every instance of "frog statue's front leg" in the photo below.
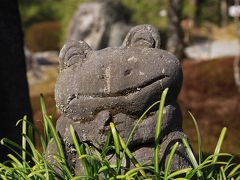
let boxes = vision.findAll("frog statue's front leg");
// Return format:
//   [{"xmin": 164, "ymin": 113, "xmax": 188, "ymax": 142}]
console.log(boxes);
[
  {"xmin": 112, "ymin": 101, "xmax": 191, "ymax": 172},
  {"xmin": 46, "ymin": 102, "xmax": 191, "ymax": 175}
]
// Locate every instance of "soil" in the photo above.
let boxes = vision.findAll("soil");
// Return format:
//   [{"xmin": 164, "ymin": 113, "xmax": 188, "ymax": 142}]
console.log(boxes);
[{"xmin": 179, "ymin": 57, "xmax": 240, "ymax": 155}]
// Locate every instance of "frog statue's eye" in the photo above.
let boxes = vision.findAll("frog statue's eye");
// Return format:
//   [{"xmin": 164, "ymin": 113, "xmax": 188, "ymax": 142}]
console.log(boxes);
[
  {"xmin": 131, "ymin": 34, "xmax": 155, "ymax": 48},
  {"xmin": 122, "ymin": 24, "xmax": 161, "ymax": 49},
  {"xmin": 59, "ymin": 40, "xmax": 92, "ymax": 72}
]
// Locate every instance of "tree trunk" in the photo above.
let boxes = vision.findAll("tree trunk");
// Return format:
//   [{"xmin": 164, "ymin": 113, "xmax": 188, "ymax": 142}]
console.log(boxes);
[
  {"xmin": 167, "ymin": 0, "xmax": 184, "ymax": 60},
  {"xmin": 194, "ymin": 0, "xmax": 204, "ymax": 27},
  {"xmin": 233, "ymin": 0, "xmax": 240, "ymax": 92},
  {"xmin": 0, "ymin": 0, "xmax": 32, "ymax": 161},
  {"xmin": 220, "ymin": 0, "xmax": 228, "ymax": 27}
]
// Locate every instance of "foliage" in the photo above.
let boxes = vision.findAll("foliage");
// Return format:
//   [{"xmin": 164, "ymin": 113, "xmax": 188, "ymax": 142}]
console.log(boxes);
[
  {"xmin": 19, "ymin": 0, "xmax": 88, "ymax": 46},
  {"xmin": 19, "ymin": 0, "xmax": 85, "ymax": 28},
  {"xmin": 19, "ymin": 0, "xmax": 63, "ymax": 30},
  {"xmin": 19, "ymin": 0, "xmax": 167, "ymax": 44},
  {"xmin": 0, "ymin": 89, "xmax": 240, "ymax": 179},
  {"xmin": 19, "ymin": 0, "xmax": 227, "ymax": 51},
  {"xmin": 25, "ymin": 21, "xmax": 62, "ymax": 52},
  {"xmin": 121, "ymin": 0, "xmax": 167, "ymax": 30},
  {"xmin": 195, "ymin": 0, "xmax": 221, "ymax": 25}
]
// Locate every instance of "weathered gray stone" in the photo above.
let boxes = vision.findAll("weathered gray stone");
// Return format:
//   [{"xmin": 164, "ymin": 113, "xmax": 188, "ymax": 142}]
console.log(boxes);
[
  {"xmin": 106, "ymin": 131, "xmax": 190, "ymax": 172},
  {"xmin": 67, "ymin": 1, "xmax": 131, "ymax": 50},
  {"xmin": 48, "ymin": 24, "xmax": 191, "ymax": 175}
]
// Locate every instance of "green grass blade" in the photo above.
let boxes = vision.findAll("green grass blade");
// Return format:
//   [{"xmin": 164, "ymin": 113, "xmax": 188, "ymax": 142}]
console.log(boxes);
[
  {"xmin": 213, "ymin": 127, "xmax": 227, "ymax": 161},
  {"xmin": 125, "ymin": 166, "xmax": 152, "ymax": 178},
  {"xmin": 182, "ymin": 138, "xmax": 198, "ymax": 168},
  {"xmin": 27, "ymin": 169, "xmax": 48, "ymax": 178},
  {"xmin": 44, "ymin": 115, "xmax": 64, "ymax": 159},
  {"xmin": 25, "ymin": 136, "xmax": 41, "ymax": 163},
  {"xmin": 220, "ymin": 166, "xmax": 227, "ymax": 180},
  {"xmin": 182, "ymin": 138, "xmax": 202, "ymax": 178},
  {"xmin": 69, "ymin": 124, "xmax": 90, "ymax": 176},
  {"xmin": 101, "ymin": 145, "xmax": 114, "ymax": 158},
  {"xmin": 188, "ymin": 111, "xmax": 203, "ymax": 164},
  {"xmin": 27, "ymin": 124, "xmax": 34, "ymax": 147},
  {"xmin": 186, "ymin": 155, "xmax": 230, "ymax": 178},
  {"xmin": 53, "ymin": 155, "xmax": 74, "ymax": 179},
  {"xmin": 7, "ymin": 154, "xmax": 23, "ymax": 168},
  {"xmin": 81, "ymin": 143, "xmax": 95, "ymax": 176},
  {"xmin": 22, "ymin": 116, "xmax": 27, "ymax": 168},
  {"xmin": 40, "ymin": 94, "xmax": 51, "ymax": 142},
  {"xmin": 16, "ymin": 117, "xmax": 28, "ymax": 160},
  {"xmin": 118, "ymin": 99, "xmax": 160, "ymax": 178},
  {"xmin": 164, "ymin": 142, "xmax": 179, "ymax": 179},
  {"xmin": 223, "ymin": 156, "xmax": 234, "ymax": 172},
  {"xmin": 167, "ymin": 168, "xmax": 192, "ymax": 179},
  {"xmin": 207, "ymin": 127, "xmax": 227, "ymax": 178},
  {"xmin": 44, "ymin": 115, "xmax": 72, "ymax": 178},
  {"xmin": 110, "ymin": 122, "xmax": 121, "ymax": 175},
  {"xmin": 202, "ymin": 153, "xmax": 232, "ymax": 163},
  {"xmin": 98, "ymin": 164, "xmax": 117, "ymax": 173},
  {"xmin": 40, "ymin": 94, "xmax": 47, "ymax": 115},
  {"xmin": 71, "ymin": 176, "xmax": 96, "ymax": 180},
  {"xmin": 102, "ymin": 130, "xmax": 112, "ymax": 157},
  {"xmin": 24, "ymin": 119, "xmax": 47, "ymax": 151},
  {"xmin": 118, "ymin": 134, "xmax": 146, "ymax": 178},
  {"xmin": 1, "ymin": 138, "xmax": 32, "ymax": 160},
  {"xmin": 0, "ymin": 175, "xmax": 8, "ymax": 180},
  {"xmin": 126, "ymin": 100, "xmax": 160, "ymax": 147},
  {"xmin": 228, "ymin": 164, "xmax": 240, "ymax": 178},
  {"xmin": 154, "ymin": 88, "xmax": 169, "ymax": 173}
]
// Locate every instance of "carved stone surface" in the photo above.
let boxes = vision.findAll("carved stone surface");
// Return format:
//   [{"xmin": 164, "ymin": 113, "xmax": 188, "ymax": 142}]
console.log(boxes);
[
  {"xmin": 67, "ymin": 1, "xmax": 131, "ymax": 50},
  {"xmin": 47, "ymin": 24, "xmax": 191, "ymax": 175}
]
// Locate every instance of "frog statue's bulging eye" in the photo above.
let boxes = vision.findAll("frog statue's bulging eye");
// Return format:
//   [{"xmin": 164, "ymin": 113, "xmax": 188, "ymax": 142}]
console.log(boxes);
[
  {"xmin": 122, "ymin": 24, "xmax": 161, "ymax": 49},
  {"xmin": 131, "ymin": 35, "xmax": 155, "ymax": 48},
  {"xmin": 59, "ymin": 40, "xmax": 92, "ymax": 72}
]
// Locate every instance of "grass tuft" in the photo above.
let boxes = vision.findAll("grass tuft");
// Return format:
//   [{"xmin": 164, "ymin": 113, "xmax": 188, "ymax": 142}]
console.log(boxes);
[{"xmin": 0, "ymin": 88, "xmax": 239, "ymax": 179}]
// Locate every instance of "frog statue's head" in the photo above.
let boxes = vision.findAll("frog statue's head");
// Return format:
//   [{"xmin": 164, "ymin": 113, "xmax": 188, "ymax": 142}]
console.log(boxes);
[{"xmin": 55, "ymin": 24, "xmax": 183, "ymax": 122}]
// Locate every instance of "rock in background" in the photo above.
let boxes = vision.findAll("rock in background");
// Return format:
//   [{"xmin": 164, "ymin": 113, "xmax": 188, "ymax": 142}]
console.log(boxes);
[
  {"xmin": 25, "ymin": 48, "xmax": 59, "ymax": 96},
  {"xmin": 67, "ymin": 1, "xmax": 132, "ymax": 49}
]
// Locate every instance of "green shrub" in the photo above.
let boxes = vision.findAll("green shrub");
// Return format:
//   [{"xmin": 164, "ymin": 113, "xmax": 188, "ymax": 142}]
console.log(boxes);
[
  {"xmin": 19, "ymin": 0, "xmax": 88, "ymax": 44},
  {"xmin": 195, "ymin": 0, "xmax": 221, "ymax": 25},
  {"xmin": 0, "ymin": 89, "xmax": 240, "ymax": 179},
  {"xmin": 121, "ymin": 0, "xmax": 167, "ymax": 30},
  {"xmin": 19, "ymin": 0, "xmax": 64, "ymax": 29},
  {"xmin": 25, "ymin": 21, "xmax": 62, "ymax": 52}
]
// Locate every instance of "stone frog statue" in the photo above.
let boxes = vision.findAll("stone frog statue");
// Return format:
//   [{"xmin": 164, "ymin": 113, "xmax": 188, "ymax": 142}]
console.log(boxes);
[{"xmin": 47, "ymin": 24, "xmax": 191, "ymax": 174}]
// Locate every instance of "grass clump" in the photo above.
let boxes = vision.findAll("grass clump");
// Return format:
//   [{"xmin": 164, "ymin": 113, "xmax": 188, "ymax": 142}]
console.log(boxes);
[{"xmin": 0, "ymin": 88, "xmax": 240, "ymax": 179}]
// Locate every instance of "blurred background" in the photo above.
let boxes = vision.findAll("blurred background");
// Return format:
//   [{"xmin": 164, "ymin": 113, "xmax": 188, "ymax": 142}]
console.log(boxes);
[{"xmin": 3, "ymin": 0, "xmax": 240, "ymax": 159}]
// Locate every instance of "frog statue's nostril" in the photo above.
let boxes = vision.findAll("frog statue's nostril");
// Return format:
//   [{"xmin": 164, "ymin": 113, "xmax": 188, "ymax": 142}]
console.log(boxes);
[{"xmin": 124, "ymin": 69, "xmax": 132, "ymax": 76}]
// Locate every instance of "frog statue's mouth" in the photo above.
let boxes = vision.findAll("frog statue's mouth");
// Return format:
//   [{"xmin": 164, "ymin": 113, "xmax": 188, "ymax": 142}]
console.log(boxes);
[
  {"xmin": 107, "ymin": 75, "xmax": 170, "ymax": 97},
  {"xmin": 65, "ymin": 74, "xmax": 169, "ymax": 100},
  {"xmin": 58, "ymin": 73, "xmax": 175, "ymax": 120}
]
